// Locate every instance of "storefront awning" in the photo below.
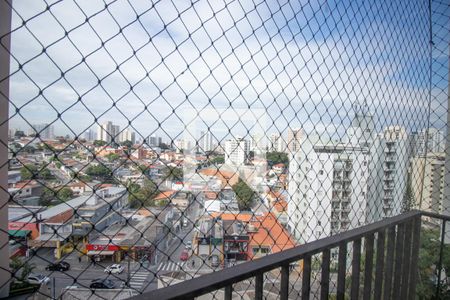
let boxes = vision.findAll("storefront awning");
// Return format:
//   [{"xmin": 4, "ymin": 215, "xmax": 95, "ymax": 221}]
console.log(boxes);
[
  {"xmin": 86, "ymin": 250, "xmax": 115, "ymax": 256},
  {"xmin": 8, "ymin": 230, "xmax": 31, "ymax": 238}
]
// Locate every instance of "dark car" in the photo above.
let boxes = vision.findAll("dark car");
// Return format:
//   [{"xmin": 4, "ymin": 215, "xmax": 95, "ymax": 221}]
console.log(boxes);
[
  {"xmin": 89, "ymin": 279, "xmax": 116, "ymax": 289},
  {"xmin": 46, "ymin": 262, "xmax": 70, "ymax": 271}
]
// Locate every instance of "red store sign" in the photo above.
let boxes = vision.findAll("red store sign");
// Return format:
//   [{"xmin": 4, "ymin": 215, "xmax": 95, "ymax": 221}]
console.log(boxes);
[{"xmin": 86, "ymin": 244, "xmax": 120, "ymax": 251}]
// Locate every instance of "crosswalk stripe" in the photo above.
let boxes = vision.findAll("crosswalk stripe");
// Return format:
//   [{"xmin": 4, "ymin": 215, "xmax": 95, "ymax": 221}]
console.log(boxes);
[{"xmin": 157, "ymin": 263, "xmax": 163, "ymax": 271}]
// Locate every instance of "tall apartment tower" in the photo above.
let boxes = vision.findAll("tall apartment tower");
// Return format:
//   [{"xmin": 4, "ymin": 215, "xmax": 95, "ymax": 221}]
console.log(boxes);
[
  {"xmin": 250, "ymin": 134, "xmax": 264, "ymax": 154},
  {"xmin": 411, "ymin": 152, "xmax": 445, "ymax": 214},
  {"xmin": 97, "ymin": 121, "xmax": 120, "ymax": 143},
  {"xmin": 346, "ymin": 106, "xmax": 374, "ymax": 148},
  {"xmin": 269, "ymin": 133, "xmax": 285, "ymax": 152},
  {"xmin": 148, "ymin": 135, "xmax": 162, "ymax": 147},
  {"xmin": 120, "ymin": 128, "xmax": 136, "ymax": 144},
  {"xmin": 84, "ymin": 129, "xmax": 96, "ymax": 141},
  {"xmin": 287, "ymin": 128, "xmax": 302, "ymax": 152},
  {"xmin": 225, "ymin": 137, "xmax": 250, "ymax": 166},
  {"xmin": 412, "ymin": 128, "xmax": 445, "ymax": 156},
  {"xmin": 367, "ymin": 126, "xmax": 409, "ymax": 222},
  {"xmin": 288, "ymin": 136, "xmax": 369, "ymax": 243},
  {"xmin": 30, "ymin": 123, "xmax": 55, "ymax": 140},
  {"xmin": 199, "ymin": 131, "xmax": 213, "ymax": 153}
]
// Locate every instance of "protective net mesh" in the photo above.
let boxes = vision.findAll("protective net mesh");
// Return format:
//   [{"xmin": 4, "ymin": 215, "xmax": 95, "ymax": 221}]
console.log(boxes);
[{"xmin": 0, "ymin": 0, "xmax": 448, "ymax": 299}]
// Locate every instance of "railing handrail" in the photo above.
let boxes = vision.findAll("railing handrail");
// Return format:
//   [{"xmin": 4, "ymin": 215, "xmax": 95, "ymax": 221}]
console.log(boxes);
[{"xmin": 131, "ymin": 210, "xmax": 441, "ymax": 300}]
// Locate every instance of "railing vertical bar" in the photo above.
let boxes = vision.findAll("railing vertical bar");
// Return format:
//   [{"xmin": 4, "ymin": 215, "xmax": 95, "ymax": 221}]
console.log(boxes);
[
  {"xmin": 382, "ymin": 226, "xmax": 396, "ymax": 300},
  {"xmin": 435, "ymin": 220, "xmax": 446, "ymax": 298},
  {"xmin": 337, "ymin": 242, "xmax": 347, "ymax": 300},
  {"xmin": 363, "ymin": 234, "xmax": 374, "ymax": 300},
  {"xmin": 321, "ymin": 249, "xmax": 330, "ymax": 300},
  {"xmin": 302, "ymin": 255, "xmax": 311, "ymax": 300},
  {"xmin": 255, "ymin": 273, "xmax": 263, "ymax": 300},
  {"xmin": 392, "ymin": 222, "xmax": 405, "ymax": 300},
  {"xmin": 400, "ymin": 220, "xmax": 413, "ymax": 299},
  {"xmin": 350, "ymin": 238, "xmax": 361, "ymax": 300},
  {"xmin": 224, "ymin": 285, "xmax": 232, "ymax": 300},
  {"xmin": 408, "ymin": 216, "xmax": 421, "ymax": 300},
  {"xmin": 281, "ymin": 264, "xmax": 290, "ymax": 300},
  {"xmin": 374, "ymin": 229, "xmax": 385, "ymax": 300}
]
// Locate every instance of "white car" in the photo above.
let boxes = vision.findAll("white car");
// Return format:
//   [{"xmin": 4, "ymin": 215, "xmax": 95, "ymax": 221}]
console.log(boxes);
[
  {"xmin": 27, "ymin": 274, "xmax": 50, "ymax": 285},
  {"xmin": 104, "ymin": 264, "xmax": 124, "ymax": 274},
  {"xmin": 185, "ymin": 241, "xmax": 192, "ymax": 249}
]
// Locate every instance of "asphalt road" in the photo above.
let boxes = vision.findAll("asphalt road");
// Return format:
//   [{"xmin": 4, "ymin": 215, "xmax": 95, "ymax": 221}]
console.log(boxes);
[{"xmin": 25, "ymin": 195, "xmax": 206, "ymax": 298}]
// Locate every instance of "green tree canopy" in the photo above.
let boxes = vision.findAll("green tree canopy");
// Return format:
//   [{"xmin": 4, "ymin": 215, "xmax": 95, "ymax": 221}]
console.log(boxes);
[
  {"xmin": 20, "ymin": 164, "xmax": 38, "ymax": 180},
  {"xmin": 121, "ymin": 140, "xmax": 134, "ymax": 149},
  {"xmin": 57, "ymin": 187, "xmax": 74, "ymax": 202},
  {"xmin": 93, "ymin": 140, "xmax": 107, "ymax": 147},
  {"xmin": 163, "ymin": 166, "xmax": 183, "ymax": 181},
  {"xmin": 128, "ymin": 179, "xmax": 159, "ymax": 208},
  {"xmin": 266, "ymin": 151, "xmax": 289, "ymax": 167},
  {"xmin": 232, "ymin": 179, "xmax": 255, "ymax": 210},
  {"xmin": 86, "ymin": 164, "xmax": 112, "ymax": 179},
  {"xmin": 20, "ymin": 164, "xmax": 53, "ymax": 180},
  {"xmin": 105, "ymin": 153, "xmax": 120, "ymax": 162}
]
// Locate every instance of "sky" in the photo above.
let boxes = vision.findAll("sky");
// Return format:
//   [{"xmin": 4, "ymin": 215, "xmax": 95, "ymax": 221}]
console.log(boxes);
[{"xmin": 5, "ymin": 0, "xmax": 448, "ymax": 143}]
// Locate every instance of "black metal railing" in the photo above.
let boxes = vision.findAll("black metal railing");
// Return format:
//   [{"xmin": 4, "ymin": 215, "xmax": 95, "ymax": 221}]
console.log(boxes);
[{"xmin": 131, "ymin": 210, "xmax": 450, "ymax": 300}]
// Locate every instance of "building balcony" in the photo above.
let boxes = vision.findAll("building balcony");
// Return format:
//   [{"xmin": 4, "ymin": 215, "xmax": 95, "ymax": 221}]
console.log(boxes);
[{"xmin": 140, "ymin": 211, "xmax": 447, "ymax": 300}]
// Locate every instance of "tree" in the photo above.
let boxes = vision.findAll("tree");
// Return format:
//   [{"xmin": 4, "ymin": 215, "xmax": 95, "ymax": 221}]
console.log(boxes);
[
  {"xmin": 266, "ymin": 151, "xmax": 289, "ymax": 167},
  {"xmin": 127, "ymin": 179, "xmax": 159, "ymax": 208},
  {"xmin": 105, "ymin": 153, "xmax": 120, "ymax": 162},
  {"xmin": 20, "ymin": 164, "xmax": 38, "ymax": 180},
  {"xmin": 10, "ymin": 258, "xmax": 36, "ymax": 282},
  {"xmin": 121, "ymin": 140, "xmax": 134, "ymax": 149},
  {"xmin": 57, "ymin": 187, "xmax": 74, "ymax": 202},
  {"xmin": 163, "ymin": 167, "xmax": 183, "ymax": 181},
  {"xmin": 86, "ymin": 165, "xmax": 111, "ymax": 178},
  {"xmin": 93, "ymin": 140, "xmax": 107, "ymax": 147},
  {"xmin": 232, "ymin": 179, "xmax": 255, "ymax": 210},
  {"xmin": 210, "ymin": 156, "xmax": 224, "ymax": 165},
  {"xmin": 40, "ymin": 187, "xmax": 55, "ymax": 206},
  {"xmin": 39, "ymin": 168, "xmax": 53, "ymax": 179},
  {"xmin": 402, "ymin": 172, "xmax": 415, "ymax": 212}
]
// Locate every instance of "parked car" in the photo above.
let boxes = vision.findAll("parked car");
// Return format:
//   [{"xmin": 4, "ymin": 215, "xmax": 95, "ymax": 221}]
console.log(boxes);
[
  {"xmin": 210, "ymin": 255, "xmax": 220, "ymax": 268},
  {"xmin": 27, "ymin": 274, "xmax": 50, "ymax": 285},
  {"xmin": 89, "ymin": 279, "xmax": 115, "ymax": 289},
  {"xmin": 104, "ymin": 264, "xmax": 124, "ymax": 274},
  {"xmin": 46, "ymin": 261, "xmax": 70, "ymax": 271},
  {"xmin": 185, "ymin": 241, "xmax": 192, "ymax": 249},
  {"xmin": 180, "ymin": 249, "xmax": 189, "ymax": 261}
]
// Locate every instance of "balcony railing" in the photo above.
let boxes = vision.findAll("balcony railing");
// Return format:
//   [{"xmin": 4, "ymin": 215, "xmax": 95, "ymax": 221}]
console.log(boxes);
[{"xmin": 133, "ymin": 211, "xmax": 449, "ymax": 300}]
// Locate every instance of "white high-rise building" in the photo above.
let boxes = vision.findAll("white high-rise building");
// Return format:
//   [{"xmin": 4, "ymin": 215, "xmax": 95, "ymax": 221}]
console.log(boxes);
[
  {"xmin": 119, "ymin": 128, "xmax": 136, "ymax": 144},
  {"xmin": 225, "ymin": 137, "xmax": 250, "ymax": 166},
  {"xmin": 367, "ymin": 126, "xmax": 409, "ymax": 222},
  {"xmin": 84, "ymin": 129, "xmax": 96, "ymax": 141},
  {"xmin": 97, "ymin": 121, "xmax": 120, "ymax": 143},
  {"xmin": 250, "ymin": 134, "xmax": 264, "ymax": 154},
  {"xmin": 412, "ymin": 128, "xmax": 445, "ymax": 156},
  {"xmin": 288, "ymin": 136, "xmax": 369, "ymax": 243},
  {"xmin": 175, "ymin": 139, "xmax": 192, "ymax": 153},
  {"xmin": 30, "ymin": 123, "xmax": 54, "ymax": 140},
  {"xmin": 148, "ymin": 135, "xmax": 162, "ymax": 147},
  {"xmin": 199, "ymin": 131, "xmax": 213, "ymax": 153},
  {"xmin": 269, "ymin": 133, "xmax": 286, "ymax": 152},
  {"xmin": 345, "ymin": 109, "xmax": 374, "ymax": 148},
  {"xmin": 287, "ymin": 128, "xmax": 302, "ymax": 152}
]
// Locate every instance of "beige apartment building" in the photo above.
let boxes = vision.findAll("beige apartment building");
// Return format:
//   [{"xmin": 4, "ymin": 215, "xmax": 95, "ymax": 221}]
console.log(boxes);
[{"xmin": 411, "ymin": 152, "xmax": 446, "ymax": 216}]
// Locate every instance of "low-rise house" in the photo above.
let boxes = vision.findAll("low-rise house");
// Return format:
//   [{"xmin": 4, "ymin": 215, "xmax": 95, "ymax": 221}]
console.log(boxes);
[{"xmin": 8, "ymin": 180, "xmax": 44, "ymax": 199}]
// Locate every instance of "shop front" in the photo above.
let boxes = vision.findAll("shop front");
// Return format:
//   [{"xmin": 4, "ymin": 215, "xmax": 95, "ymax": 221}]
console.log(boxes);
[{"xmin": 86, "ymin": 244, "xmax": 122, "ymax": 262}]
